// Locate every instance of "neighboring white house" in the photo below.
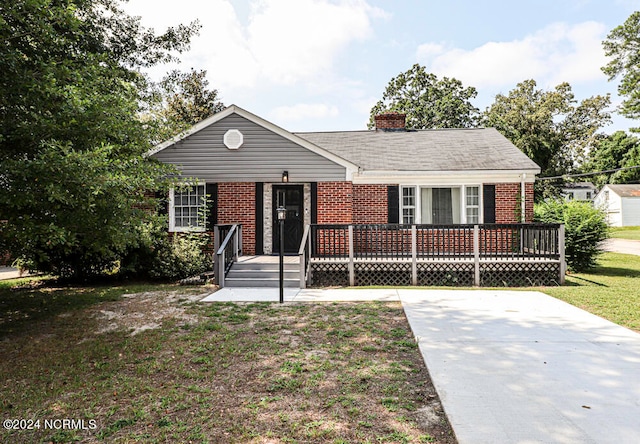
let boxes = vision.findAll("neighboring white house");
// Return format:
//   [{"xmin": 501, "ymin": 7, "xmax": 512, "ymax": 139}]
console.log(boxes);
[
  {"xmin": 593, "ymin": 184, "xmax": 640, "ymax": 226},
  {"xmin": 561, "ymin": 182, "xmax": 597, "ymax": 201}
]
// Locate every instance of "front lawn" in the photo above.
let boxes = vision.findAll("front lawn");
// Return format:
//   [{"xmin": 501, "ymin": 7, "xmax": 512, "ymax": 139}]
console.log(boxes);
[
  {"xmin": 610, "ymin": 226, "xmax": 640, "ymax": 241},
  {"xmin": 542, "ymin": 252, "xmax": 640, "ymax": 332},
  {"xmin": 0, "ymin": 280, "xmax": 455, "ymax": 443}
]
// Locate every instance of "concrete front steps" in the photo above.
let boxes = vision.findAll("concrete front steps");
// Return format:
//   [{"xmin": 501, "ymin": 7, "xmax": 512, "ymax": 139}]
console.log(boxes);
[{"xmin": 224, "ymin": 256, "xmax": 300, "ymax": 288}]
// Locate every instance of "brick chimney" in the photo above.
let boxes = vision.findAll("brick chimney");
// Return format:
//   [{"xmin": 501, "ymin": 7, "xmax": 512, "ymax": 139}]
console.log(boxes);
[{"xmin": 374, "ymin": 112, "xmax": 406, "ymax": 131}]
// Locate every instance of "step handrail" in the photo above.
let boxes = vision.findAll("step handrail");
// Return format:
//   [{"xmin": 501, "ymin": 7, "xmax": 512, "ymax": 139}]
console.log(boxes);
[
  {"xmin": 214, "ymin": 224, "xmax": 241, "ymax": 287},
  {"xmin": 298, "ymin": 224, "xmax": 311, "ymax": 288}
]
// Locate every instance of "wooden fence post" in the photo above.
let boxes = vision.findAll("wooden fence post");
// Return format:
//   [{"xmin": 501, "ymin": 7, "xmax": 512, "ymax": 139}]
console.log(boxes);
[
  {"xmin": 474, "ymin": 225, "xmax": 480, "ymax": 286},
  {"xmin": 411, "ymin": 225, "xmax": 417, "ymax": 286},
  {"xmin": 348, "ymin": 225, "xmax": 355, "ymax": 286},
  {"xmin": 217, "ymin": 251, "xmax": 225, "ymax": 288},
  {"xmin": 233, "ymin": 225, "xmax": 239, "ymax": 263},
  {"xmin": 213, "ymin": 225, "xmax": 220, "ymax": 283}
]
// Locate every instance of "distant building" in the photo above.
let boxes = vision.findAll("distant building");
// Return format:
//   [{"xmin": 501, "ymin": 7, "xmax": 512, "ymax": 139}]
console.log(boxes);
[
  {"xmin": 593, "ymin": 184, "xmax": 640, "ymax": 226},
  {"xmin": 561, "ymin": 182, "xmax": 597, "ymax": 201}
]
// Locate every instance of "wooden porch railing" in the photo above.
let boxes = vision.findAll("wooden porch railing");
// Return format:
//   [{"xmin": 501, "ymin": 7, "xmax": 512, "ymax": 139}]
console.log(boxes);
[
  {"xmin": 300, "ymin": 223, "xmax": 565, "ymax": 287},
  {"xmin": 213, "ymin": 224, "xmax": 242, "ymax": 287}
]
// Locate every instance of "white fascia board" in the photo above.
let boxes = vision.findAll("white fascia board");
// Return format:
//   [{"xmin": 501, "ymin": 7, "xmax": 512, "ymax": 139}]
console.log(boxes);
[
  {"xmin": 148, "ymin": 105, "xmax": 361, "ymax": 178},
  {"xmin": 352, "ymin": 169, "xmax": 539, "ymax": 185}
]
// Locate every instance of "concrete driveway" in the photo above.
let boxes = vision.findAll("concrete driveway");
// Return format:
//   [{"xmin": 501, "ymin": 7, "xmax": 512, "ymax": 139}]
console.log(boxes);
[
  {"xmin": 400, "ymin": 290, "xmax": 640, "ymax": 444},
  {"xmin": 602, "ymin": 238, "xmax": 640, "ymax": 256},
  {"xmin": 0, "ymin": 267, "xmax": 30, "ymax": 281}
]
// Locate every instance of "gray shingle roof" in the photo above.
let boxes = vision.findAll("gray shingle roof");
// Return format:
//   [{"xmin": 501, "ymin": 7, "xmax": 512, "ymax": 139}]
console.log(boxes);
[{"xmin": 295, "ymin": 128, "xmax": 540, "ymax": 172}]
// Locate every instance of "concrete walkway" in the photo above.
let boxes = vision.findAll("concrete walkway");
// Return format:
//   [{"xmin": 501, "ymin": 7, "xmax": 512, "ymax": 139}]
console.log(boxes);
[
  {"xmin": 202, "ymin": 287, "xmax": 640, "ymax": 443},
  {"xmin": 200, "ymin": 287, "xmax": 400, "ymax": 302}
]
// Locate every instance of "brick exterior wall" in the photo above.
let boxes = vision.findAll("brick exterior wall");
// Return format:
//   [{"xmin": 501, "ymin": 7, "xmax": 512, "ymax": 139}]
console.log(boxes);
[
  {"xmin": 495, "ymin": 182, "xmax": 534, "ymax": 223},
  {"xmin": 195, "ymin": 180, "xmax": 534, "ymax": 256},
  {"xmin": 218, "ymin": 182, "xmax": 256, "ymax": 255},
  {"xmin": 316, "ymin": 182, "xmax": 353, "ymax": 224},
  {"xmin": 353, "ymin": 184, "xmax": 389, "ymax": 224}
]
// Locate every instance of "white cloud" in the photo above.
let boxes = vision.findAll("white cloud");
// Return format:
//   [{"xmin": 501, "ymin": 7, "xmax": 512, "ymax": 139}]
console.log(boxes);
[
  {"xmin": 416, "ymin": 21, "xmax": 609, "ymax": 91},
  {"xmin": 247, "ymin": 0, "xmax": 383, "ymax": 85},
  {"xmin": 126, "ymin": 0, "xmax": 385, "ymax": 91},
  {"xmin": 270, "ymin": 103, "xmax": 339, "ymax": 122}
]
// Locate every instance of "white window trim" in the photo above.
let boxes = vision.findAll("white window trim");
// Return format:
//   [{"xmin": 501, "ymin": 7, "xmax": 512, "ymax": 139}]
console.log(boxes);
[
  {"xmin": 401, "ymin": 186, "xmax": 417, "ymax": 224},
  {"xmin": 465, "ymin": 185, "xmax": 481, "ymax": 224},
  {"xmin": 169, "ymin": 183, "xmax": 207, "ymax": 233},
  {"xmin": 399, "ymin": 184, "xmax": 483, "ymax": 224}
]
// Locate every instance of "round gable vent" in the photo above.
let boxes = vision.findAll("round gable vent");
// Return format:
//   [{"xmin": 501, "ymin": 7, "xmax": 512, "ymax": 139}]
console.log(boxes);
[{"xmin": 224, "ymin": 129, "xmax": 243, "ymax": 150}]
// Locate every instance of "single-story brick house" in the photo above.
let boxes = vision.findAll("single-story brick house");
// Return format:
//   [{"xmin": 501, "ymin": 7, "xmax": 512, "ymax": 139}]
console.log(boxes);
[{"xmin": 150, "ymin": 105, "xmax": 540, "ymax": 256}]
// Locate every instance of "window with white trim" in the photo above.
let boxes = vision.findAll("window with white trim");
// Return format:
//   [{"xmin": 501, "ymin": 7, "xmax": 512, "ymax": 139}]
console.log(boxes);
[
  {"xmin": 465, "ymin": 186, "xmax": 480, "ymax": 224},
  {"xmin": 400, "ymin": 185, "xmax": 482, "ymax": 224},
  {"xmin": 402, "ymin": 186, "xmax": 416, "ymax": 224},
  {"xmin": 170, "ymin": 184, "xmax": 206, "ymax": 231}
]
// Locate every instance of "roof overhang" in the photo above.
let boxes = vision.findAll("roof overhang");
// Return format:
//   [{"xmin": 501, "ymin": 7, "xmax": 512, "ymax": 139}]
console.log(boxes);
[{"xmin": 352, "ymin": 169, "xmax": 540, "ymax": 185}]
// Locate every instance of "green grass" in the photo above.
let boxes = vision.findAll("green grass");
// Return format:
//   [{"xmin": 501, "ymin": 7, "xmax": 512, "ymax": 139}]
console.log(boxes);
[
  {"xmin": 609, "ymin": 226, "xmax": 640, "ymax": 240},
  {"xmin": 542, "ymin": 252, "xmax": 640, "ymax": 332},
  {"xmin": 0, "ymin": 279, "xmax": 455, "ymax": 444}
]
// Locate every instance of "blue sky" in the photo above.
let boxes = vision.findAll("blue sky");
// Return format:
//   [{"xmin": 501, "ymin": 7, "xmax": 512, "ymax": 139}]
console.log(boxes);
[{"xmin": 124, "ymin": 0, "xmax": 638, "ymax": 132}]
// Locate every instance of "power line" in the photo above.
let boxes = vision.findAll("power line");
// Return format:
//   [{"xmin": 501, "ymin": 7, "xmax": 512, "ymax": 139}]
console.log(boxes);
[{"xmin": 538, "ymin": 165, "xmax": 640, "ymax": 180}]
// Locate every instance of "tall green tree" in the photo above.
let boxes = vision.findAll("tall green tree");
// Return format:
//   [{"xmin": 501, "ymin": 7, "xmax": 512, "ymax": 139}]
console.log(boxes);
[
  {"xmin": 148, "ymin": 68, "xmax": 225, "ymax": 143},
  {"xmin": 584, "ymin": 131, "xmax": 640, "ymax": 187},
  {"xmin": 369, "ymin": 64, "xmax": 480, "ymax": 129},
  {"xmin": 483, "ymin": 80, "xmax": 611, "ymax": 198},
  {"xmin": 0, "ymin": 0, "xmax": 199, "ymax": 278},
  {"xmin": 602, "ymin": 11, "xmax": 640, "ymax": 124}
]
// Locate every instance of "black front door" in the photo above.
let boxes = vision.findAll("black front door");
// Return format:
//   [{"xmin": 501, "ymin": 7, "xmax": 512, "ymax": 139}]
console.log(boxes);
[{"xmin": 273, "ymin": 185, "xmax": 304, "ymax": 254}]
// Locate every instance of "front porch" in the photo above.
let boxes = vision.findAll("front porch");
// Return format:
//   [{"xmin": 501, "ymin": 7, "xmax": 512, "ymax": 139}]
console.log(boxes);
[{"xmin": 215, "ymin": 223, "xmax": 565, "ymax": 288}]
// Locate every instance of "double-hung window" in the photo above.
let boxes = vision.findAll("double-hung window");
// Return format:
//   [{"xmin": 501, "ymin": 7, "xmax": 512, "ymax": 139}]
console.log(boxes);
[
  {"xmin": 402, "ymin": 187, "xmax": 416, "ymax": 224},
  {"xmin": 400, "ymin": 185, "xmax": 482, "ymax": 224},
  {"xmin": 170, "ymin": 184, "xmax": 206, "ymax": 232},
  {"xmin": 465, "ymin": 186, "xmax": 480, "ymax": 224}
]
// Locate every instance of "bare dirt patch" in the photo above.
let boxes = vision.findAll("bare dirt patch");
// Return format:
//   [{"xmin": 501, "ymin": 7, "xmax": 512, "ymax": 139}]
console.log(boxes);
[{"xmin": 90, "ymin": 290, "xmax": 206, "ymax": 336}]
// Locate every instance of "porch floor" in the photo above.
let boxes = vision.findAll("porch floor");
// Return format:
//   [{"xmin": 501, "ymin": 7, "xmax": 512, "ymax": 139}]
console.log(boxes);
[{"xmin": 237, "ymin": 255, "xmax": 300, "ymax": 265}]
